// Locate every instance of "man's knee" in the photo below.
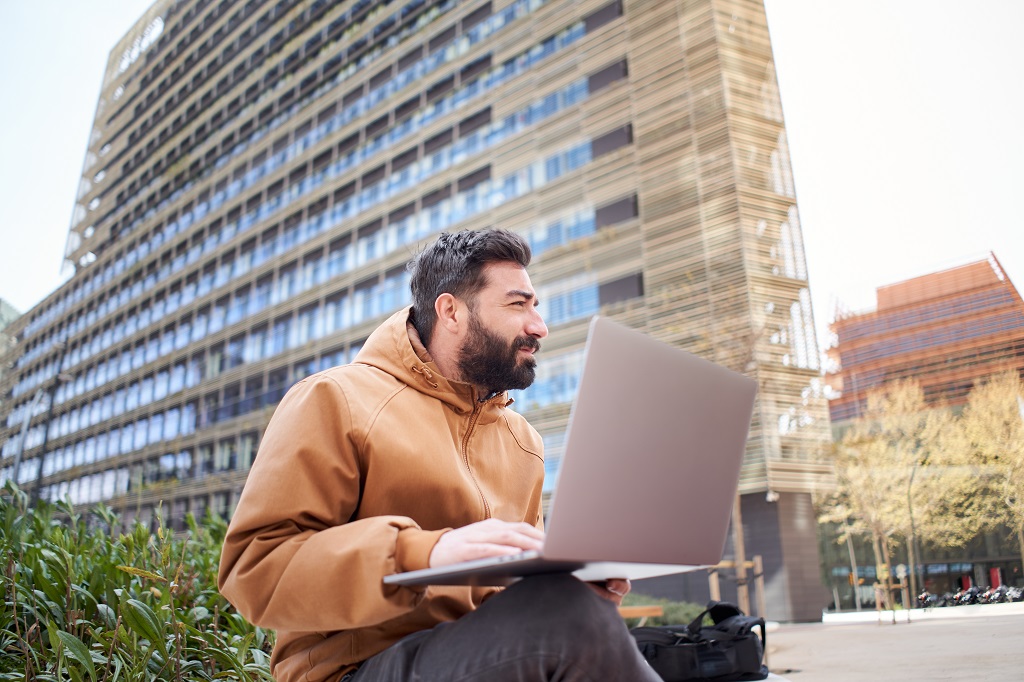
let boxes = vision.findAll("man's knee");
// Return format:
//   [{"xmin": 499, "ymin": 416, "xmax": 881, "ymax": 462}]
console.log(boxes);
[{"xmin": 496, "ymin": 573, "xmax": 627, "ymax": 639}]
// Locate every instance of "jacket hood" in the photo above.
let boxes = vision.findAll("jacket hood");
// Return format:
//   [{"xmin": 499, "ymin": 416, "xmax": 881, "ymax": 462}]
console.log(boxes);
[{"xmin": 354, "ymin": 307, "xmax": 512, "ymax": 418}]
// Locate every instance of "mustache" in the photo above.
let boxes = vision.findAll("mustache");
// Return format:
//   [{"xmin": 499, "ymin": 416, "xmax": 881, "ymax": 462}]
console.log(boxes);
[{"xmin": 513, "ymin": 336, "xmax": 541, "ymax": 353}]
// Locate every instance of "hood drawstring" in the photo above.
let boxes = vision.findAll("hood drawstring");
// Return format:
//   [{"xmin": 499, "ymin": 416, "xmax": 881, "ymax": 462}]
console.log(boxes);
[{"xmin": 411, "ymin": 365, "xmax": 439, "ymax": 389}]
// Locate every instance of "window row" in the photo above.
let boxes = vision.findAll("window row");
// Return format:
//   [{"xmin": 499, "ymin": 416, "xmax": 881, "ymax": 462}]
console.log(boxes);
[
  {"xmin": 841, "ymin": 310, "xmax": 1024, "ymax": 367},
  {"xmin": 4, "ymin": 343, "xmax": 363, "ymax": 470},
  {"xmin": 4, "ymin": 433, "xmax": 259, "ymax": 513},
  {"xmin": 121, "ymin": 491, "xmax": 235, "ymax": 533},
  {"xmin": 4, "ymin": 401, "xmax": 198, "ymax": 475},
  {"xmin": 840, "ymin": 287, "xmax": 1019, "ymax": 343}
]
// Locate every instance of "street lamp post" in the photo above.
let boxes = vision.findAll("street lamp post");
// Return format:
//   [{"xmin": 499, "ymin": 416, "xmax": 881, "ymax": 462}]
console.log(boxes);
[
  {"xmin": 11, "ymin": 388, "xmax": 47, "ymax": 486},
  {"xmin": 907, "ymin": 455, "xmax": 928, "ymax": 603},
  {"xmin": 29, "ymin": 342, "xmax": 68, "ymax": 507}
]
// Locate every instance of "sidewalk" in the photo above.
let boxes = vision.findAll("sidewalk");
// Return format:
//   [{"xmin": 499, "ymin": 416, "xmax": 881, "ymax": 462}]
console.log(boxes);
[{"xmin": 766, "ymin": 602, "xmax": 1024, "ymax": 681}]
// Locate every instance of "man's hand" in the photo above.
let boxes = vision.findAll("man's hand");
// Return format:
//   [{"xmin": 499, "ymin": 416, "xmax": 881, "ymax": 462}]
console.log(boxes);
[
  {"xmin": 586, "ymin": 578, "xmax": 631, "ymax": 606},
  {"xmin": 429, "ymin": 519, "xmax": 544, "ymax": 568}
]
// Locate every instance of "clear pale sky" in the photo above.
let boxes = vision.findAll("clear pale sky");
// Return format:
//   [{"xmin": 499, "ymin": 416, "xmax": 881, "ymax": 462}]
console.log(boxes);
[{"xmin": 1, "ymin": 1, "xmax": 1021, "ymax": 356}]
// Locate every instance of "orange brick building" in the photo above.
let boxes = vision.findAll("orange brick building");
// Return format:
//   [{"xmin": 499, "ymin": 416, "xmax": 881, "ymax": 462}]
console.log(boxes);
[{"xmin": 827, "ymin": 253, "xmax": 1024, "ymax": 425}]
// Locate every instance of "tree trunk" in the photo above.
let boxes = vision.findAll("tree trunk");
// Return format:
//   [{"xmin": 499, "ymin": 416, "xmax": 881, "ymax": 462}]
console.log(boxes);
[
  {"xmin": 1018, "ymin": 525, "xmax": 1024, "ymax": 583},
  {"xmin": 871, "ymin": 531, "xmax": 886, "ymax": 609},
  {"xmin": 907, "ymin": 535, "xmax": 917, "ymax": 604},
  {"xmin": 846, "ymin": 529, "xmax": 862, "ymax": 611},
  {"xmin": 881, "ymin": 537, "xmax": 895, "ymax": 610}
]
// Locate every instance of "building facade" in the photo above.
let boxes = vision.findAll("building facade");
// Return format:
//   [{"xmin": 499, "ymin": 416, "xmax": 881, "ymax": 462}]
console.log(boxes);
[
  {"xmin": 0, "ymin": 0, "xmax": 831, "ymax": 620},
  {"xmin": 827, "ymin": 254, "xmax": 1024, "ymax": 425}
]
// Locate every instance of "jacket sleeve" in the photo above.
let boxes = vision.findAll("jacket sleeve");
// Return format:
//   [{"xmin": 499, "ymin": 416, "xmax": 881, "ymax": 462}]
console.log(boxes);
[{"xmin": 217, "ymin": 373, "xmax": 447, "ymax": 632}]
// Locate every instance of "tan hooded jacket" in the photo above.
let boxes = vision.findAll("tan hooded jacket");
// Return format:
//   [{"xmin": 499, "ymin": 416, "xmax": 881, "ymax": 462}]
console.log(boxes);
[{"xmin": 218, "ymin": 307, "xmax": 546, "ymax": 681}]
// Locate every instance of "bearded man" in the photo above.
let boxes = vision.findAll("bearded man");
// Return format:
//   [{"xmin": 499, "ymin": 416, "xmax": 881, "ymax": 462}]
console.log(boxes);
[{"xmin": 219, "ymin": 229, "xmax": 660, "ymax": 682}]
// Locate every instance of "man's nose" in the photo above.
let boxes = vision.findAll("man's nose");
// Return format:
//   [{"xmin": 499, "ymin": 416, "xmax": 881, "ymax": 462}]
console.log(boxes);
[{"xmin": 526, "ymin": 309, "xmax": 548, "ymax": 339}]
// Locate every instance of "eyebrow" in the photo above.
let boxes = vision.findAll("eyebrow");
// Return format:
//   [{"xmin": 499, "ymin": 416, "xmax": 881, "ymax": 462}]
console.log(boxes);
[{"xmin": 506, "ymin": 289, "xmax": 538, "ymax": 304}]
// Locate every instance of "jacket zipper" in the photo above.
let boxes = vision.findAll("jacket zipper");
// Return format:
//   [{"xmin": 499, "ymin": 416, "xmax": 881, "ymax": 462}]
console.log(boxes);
[{"xmin": 461, "ymin": 402, "xmax": 491, "ymax": 518}]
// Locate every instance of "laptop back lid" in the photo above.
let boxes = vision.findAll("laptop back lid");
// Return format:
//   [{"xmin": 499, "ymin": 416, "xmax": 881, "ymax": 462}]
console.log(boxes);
[{"xmin": 541, "ymin": 316, "xmax": 758, "ymax": 567}]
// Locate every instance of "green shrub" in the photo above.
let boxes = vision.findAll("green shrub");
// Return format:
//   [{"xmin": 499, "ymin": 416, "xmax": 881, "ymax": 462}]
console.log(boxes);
[
  {"xmin": 621, "ymin": 590, "xmax": 705, "ymax": 627},
  {"xmin": 0, "ymin": 482, "xmax": 272, "ymax": 680}
]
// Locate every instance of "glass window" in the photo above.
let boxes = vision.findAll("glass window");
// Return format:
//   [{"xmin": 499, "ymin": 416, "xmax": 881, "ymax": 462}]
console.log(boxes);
[
  {"xmin": 126, "ymin": 382, "xmax": 140, "ymax": 411},
  {"xmin": 160, "ymin": 329, "xmax": 174, "ymax": 357},
  {"xmin": 148, "ymin": 414, "xmax": 163, "ymax": 444},
  {"xmin": 120, "ymin": 423, "xmax": 134, "ymax": 453},
  {"xmin": 140, "ymin": 376, "xmax": 154, "ymax": 405},
  {"xmin": 118, "ymin": 350, "xmax": 132, "ymax": 376},
  {"xmin": 145, "ymin": 336, "xmax": 160, "ymax": 364},
  {"xmin": 181, "ymin": 402, "xmax": 197, "ymax": 436},
  {"xmin": 192, "ymin": 309, "xmax": 209, "ymax": 342},
  {"xmin": 170, "ymin": 362, "xmax": 186, "ymax": 393},
  {"xmin": 175, "ymin": 320, "xmax": 191, "ymax": 349},
  {"xmin": 101, "ymin": 393, "xmax": 114, "ymax": 421},
  {"xmin": 270, "ymin": 318, "xmax": 291, "ymax": 355},
  {"xmin": 328, "ymin": 242, "xmax": 352, "ymax": 278},
  {"xmin": 245, "ymin": 327, "xmax": 267, "ymax": 363},
  {"xmin": 215, "ymin": 439, "xmax": 237, "ymax": 472},
  {"xmin": 296, "ymin": 307, "xmax": 321, "ymax": 346},
  {"xmin": 226, "ymin": 336, "xmax": 245, "ymax": 370},
  {"xmin": 161, "ymin": 408, "xmax": 177, "ymax": 440},
  {"xmin": 239, "ymin": 433, "xmax": 258, "ymax": 470},
  {"xmin": 176, "ymin": 450, "xmax": 192, "ymax": 480},
  {"xmin": 154, "ymin": 370, "xmax": 169, "ymax": 401},
  {"xmin": 134, "ymin": 418, "xmax": 148, "ymax": 449},
  {"xmin": 132, "ymin": 343, "xmax": 146, "ymax": 370}
]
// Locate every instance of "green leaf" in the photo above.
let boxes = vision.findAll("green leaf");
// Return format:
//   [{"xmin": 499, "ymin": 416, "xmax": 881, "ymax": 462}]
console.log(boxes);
[
  {"xmin": 55, "ymin": 630, "xmax": 97, "ymax": 682},
  {"xmin": 47, "ymin": 619, "xmax": 62, "ymax": 654},
  {"xmin": 121, "ymin": 599, "xmax": 167, "ymax": 657},
  {"xmin": 96, "ymin": 603, "xmax": 118, "ymax": 630},
  {"xmin": 187, "ymin": 606, "xmax": 210, "ymax": 624}
]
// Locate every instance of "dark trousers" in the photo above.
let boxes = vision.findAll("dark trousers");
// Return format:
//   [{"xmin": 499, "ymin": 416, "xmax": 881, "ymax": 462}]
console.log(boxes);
[{"xmin": 349, "ymin": 573, "xmax": 661, "ymax": 681}]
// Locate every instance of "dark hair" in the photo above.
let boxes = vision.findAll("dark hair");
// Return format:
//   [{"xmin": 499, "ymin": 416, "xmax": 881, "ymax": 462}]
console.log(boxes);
[{"xmin": 408, "ymin": 229, "xmax": 532, "ymax": 345}]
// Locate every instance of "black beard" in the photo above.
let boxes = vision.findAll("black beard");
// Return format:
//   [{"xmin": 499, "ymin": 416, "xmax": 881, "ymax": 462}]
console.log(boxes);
[{"xmin": 458, "ymin": 313, "xmax": 540, "ymax": 395}]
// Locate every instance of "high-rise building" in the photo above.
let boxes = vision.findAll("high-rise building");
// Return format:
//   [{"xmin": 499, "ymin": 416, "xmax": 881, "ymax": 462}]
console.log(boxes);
[
  {"xmin": 827, "ymin": 253, "xmax": 1024, "ymax": 426},
  {"xmin": 0, "ymin": 0, "xmax": 831, "ymax": 620}
]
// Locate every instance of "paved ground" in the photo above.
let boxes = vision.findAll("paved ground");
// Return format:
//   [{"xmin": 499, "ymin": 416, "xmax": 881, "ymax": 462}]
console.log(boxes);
[{"xmin": 767, "ymin": 605, "xmax": 1024, "ymax": 681}]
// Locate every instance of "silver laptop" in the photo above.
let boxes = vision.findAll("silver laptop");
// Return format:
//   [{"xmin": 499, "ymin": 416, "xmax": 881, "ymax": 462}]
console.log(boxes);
[{"xmin": 383, "ymin": 316, "xmax": 758, "ymax": 587}]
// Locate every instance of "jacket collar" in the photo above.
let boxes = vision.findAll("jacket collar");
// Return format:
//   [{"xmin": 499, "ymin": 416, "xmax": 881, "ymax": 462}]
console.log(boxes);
[{"xmin": 354, "ymin": 307, "xmax": 512, "ymax": 421}]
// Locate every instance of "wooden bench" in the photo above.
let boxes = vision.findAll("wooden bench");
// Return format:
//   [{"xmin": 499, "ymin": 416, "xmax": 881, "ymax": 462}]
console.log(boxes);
[{"xmin": 617, "ymin": 605, "xmax": 664, "ymax": 626}]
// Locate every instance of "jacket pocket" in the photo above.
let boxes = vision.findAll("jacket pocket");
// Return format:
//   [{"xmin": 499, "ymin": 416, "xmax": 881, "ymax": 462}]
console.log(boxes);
[{"xmin": 305, "ymin": 631, "xmax": 356, "ymax": 682}]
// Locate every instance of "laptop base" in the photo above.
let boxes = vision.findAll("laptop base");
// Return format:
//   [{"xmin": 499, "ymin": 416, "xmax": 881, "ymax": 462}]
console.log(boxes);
[{"xmin": 384, "ymin": 554, "xmax": 706, "ymax": 587}]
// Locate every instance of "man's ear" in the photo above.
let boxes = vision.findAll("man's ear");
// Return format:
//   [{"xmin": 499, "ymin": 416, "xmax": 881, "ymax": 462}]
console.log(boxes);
[{"xmin": 434, "ymin": 293, "xmax": 463, "ymax": 334}]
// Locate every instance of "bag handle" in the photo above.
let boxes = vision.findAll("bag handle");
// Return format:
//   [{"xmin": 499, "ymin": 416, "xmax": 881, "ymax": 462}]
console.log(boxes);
[
  {"xmin": 691, "ymin": 601, "xmax": 767, "ymax": 665},
  {"xmin": 685, "ymin": 601, "xmax": 743, "ymax": 635}
]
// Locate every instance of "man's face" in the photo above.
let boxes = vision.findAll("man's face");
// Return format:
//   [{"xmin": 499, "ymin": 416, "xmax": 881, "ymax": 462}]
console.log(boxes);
[{"xmin": 456, "ymin": 262, "xmax": 548, "ymax": 394}]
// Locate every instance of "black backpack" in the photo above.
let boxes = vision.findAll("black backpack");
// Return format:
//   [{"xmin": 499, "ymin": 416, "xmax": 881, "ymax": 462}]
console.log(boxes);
[{"xmin": 629, "ymin": 602, "xmax": 769, "ymax": 681}]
